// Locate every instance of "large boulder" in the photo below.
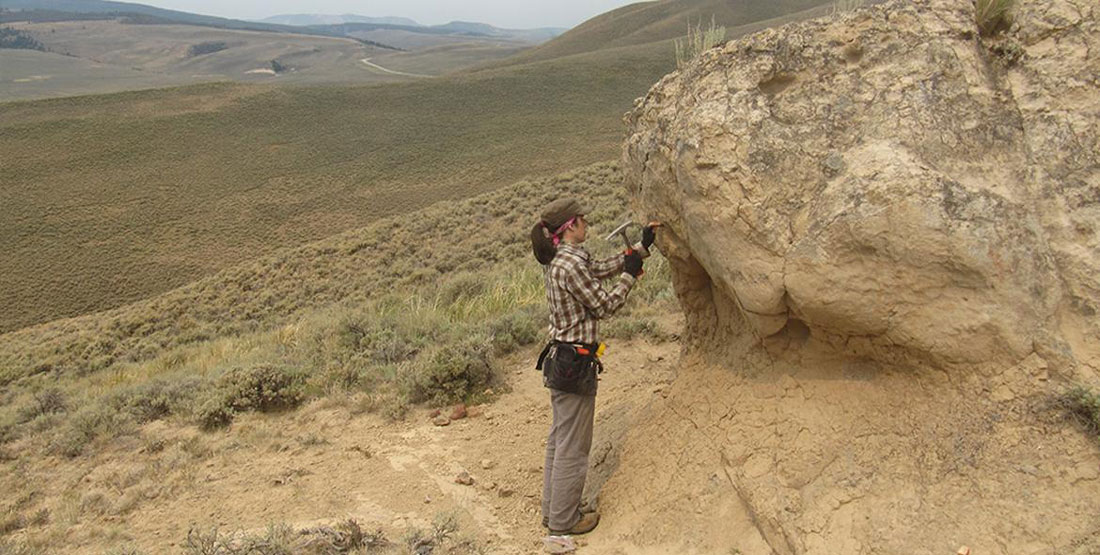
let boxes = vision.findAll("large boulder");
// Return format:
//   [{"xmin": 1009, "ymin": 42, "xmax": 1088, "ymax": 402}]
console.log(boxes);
[
  {"xmin": 624, "ymin": 0, "xmax": 1099, "ymax": 376},
  {"xmin": 604, "ymin": 0, "xmax": 1100, "ymax": 552}
]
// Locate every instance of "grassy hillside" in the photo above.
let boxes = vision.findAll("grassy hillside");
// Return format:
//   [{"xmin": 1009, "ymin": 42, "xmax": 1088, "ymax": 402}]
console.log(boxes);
[
  {"xmin": 0, "ymin": 161, "xmax": 629, "ymax": 381},
  {"xmin": 0, "ymin": 159, "xmax": 678, "ymax": 552},
  {"xmin": 0, "ymin": 39, "xmax": 675, "ymax": 334},
  {"xmin": 0, "ymin": 0, "xmax": 830, "ymax": 334},
  {"xmin": 490, "ymin": 0, "xmax": 832, "ymax": 67}
]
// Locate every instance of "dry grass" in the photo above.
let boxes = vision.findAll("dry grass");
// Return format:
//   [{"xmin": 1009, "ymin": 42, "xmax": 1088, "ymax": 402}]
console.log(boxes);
[
  {"xmin": 1062, "ymin": 385, "xmax": 1100, "ymax": 440},
  {"xmin": 975, "ymin": 0, "xmax": 1014, "ymax": 37},
  {"xmin": 675, "ymin": 17, "xmax": 727, "ymax": 69},
  {"xmin": 830, "ymin": 0, "xmax": 866, "ymax": 15}
]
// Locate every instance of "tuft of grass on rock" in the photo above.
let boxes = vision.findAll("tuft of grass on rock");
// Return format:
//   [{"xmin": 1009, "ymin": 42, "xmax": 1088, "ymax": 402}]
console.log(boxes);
[
  {"xmin": 976, "ymin": 0, "xmax": 1014, "ymax": 37},
  {"xmin": 675, "ymin": 16, "xmax": 726, "ymax": 69}
]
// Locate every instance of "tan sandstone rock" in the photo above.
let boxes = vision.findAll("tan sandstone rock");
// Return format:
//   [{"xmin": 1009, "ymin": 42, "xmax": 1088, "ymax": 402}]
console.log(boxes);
[
  {"xmin": 624, "ymin": 0, "xmax": 1099, "ymax": 375},
  {"xmin": 610, "ymin": 0, "xmax": 1100, "ymax": 551}
]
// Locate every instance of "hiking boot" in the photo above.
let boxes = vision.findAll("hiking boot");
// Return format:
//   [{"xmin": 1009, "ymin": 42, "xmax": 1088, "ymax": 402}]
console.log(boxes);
[
  {"xmin": 542, "ymin": 501, "xmax": 595, "ymax": 528},
  {"xmin": 549, "ymin": 512, "xmax": 600, "ymax": 536}
]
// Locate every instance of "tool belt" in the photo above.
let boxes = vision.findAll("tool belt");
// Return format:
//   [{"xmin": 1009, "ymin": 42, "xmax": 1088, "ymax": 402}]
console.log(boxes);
[{"xmin": 536, "ymin": 340, "xmax": 604, "ymax": 396}]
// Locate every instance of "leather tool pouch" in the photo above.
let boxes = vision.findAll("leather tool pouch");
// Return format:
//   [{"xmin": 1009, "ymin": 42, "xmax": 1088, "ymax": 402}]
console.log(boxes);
[{"xmin": 539, "ymin": 343, "xmax": 601, "ymax": 396}]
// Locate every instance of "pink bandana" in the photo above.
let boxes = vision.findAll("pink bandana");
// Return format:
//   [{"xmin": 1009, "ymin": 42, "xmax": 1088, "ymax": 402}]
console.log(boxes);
[{"xmin": 549, "ymin": 217, "xmax": 577, "ymax": 247}]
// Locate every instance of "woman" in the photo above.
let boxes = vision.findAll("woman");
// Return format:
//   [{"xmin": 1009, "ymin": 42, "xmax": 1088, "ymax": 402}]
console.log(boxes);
[{"xmin": 530, "ymin": 197, "xmax": 655, "ymax": 536}]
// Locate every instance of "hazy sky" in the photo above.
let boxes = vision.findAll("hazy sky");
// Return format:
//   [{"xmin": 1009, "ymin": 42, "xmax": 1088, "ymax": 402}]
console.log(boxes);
[{"xmin": 135, "ymin": 0, "xmax": 645, "ymax": 29}]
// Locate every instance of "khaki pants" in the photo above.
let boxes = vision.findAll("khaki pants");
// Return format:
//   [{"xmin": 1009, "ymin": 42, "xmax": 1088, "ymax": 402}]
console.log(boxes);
[{"xmin": 541, "ymin": 388, "xmax": 596, "ymax": 531}]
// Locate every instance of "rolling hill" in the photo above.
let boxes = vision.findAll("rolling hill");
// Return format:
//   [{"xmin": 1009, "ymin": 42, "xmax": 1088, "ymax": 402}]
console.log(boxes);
[
  {"xmin": 0, "ymin": 1, "xmax": 567, "ymax": 100},
  {"xmin": 490, "ymin": 0, "xmax": 834, "ymax": 66},
  {"xmin": 0, "ymin": 0, "xmax": 331, "ymax": 35},
  {"xmin": 0, "ymin": 40, "xmax": 678, "ymax": 334},
  {"xmin": 0, "ymin": 0, "xmax": 833, "ymax": 334}
]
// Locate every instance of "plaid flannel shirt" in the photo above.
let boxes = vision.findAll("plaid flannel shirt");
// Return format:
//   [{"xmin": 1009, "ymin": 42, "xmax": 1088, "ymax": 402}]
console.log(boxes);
[{"xmin": 544, "ymin": 243, "xmax": 636, "ymax": 344}]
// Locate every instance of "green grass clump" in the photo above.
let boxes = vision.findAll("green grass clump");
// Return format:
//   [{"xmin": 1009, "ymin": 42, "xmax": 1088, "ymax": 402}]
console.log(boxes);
[
  {"xmin": 675, "ymin": 17, "xmax": 727, "ymax": 69},
  {"xmin": 976, "ymin": 0, "xmax": 1014, "ymax": 37}
]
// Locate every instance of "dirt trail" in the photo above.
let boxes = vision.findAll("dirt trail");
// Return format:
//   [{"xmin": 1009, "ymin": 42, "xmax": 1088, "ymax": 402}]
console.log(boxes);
[
  {"xmin": 19, "ymin": 315, "xmax": 684, "ymax": 553},
  {"xmin": 359, "ymin": 58, "xmax": 432, "ymax": 78}
]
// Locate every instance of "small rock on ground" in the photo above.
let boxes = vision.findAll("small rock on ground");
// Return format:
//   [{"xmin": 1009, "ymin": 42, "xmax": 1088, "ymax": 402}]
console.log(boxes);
[{"xmin": 450, "ymin": 403, "xmax": 467, "ymax": 420}]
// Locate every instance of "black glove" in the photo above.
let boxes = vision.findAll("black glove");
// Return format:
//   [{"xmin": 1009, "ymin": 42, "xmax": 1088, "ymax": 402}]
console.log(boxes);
[
  {"xmin": 623, "ymin": 251, "xmax": 644, "ymax": 277},
  {"xmin": 642, "ymin": 225, "xmax": 657, "ymax": 249}
]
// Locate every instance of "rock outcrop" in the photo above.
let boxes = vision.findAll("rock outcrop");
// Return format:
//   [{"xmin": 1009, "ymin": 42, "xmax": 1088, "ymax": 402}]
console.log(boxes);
[
  {"xmin": 624, "ymin": 0, "xmax": 1099, "ymax": 376},
  {"xmin": 603, "ymin": 0, "xmax": 1100, "ymax": 552}
]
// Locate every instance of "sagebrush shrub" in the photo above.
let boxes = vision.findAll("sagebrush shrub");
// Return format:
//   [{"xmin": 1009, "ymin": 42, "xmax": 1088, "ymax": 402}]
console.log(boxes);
[
  {"xmin": 108, "ymin": 376, "xmax": 202, "ymax": 423},
  {"xmin": 197, "ymin": 364, "xmax": 306, "ymax": 430},
  {"xmin": 49, "ymin": 403, "xmax": 134, "ymax": 457},
  {"xmin": 219, "ymin": 364, "xmax": 306, "ymax": 413},
  {"xmin": 402, "ymin": 338, "xmax": 493, "ymax": 405},
  {"xmin": 488, "ymin": 307, "xmax": 542, "ymax": 355},
  {"xmin": 17, "ymin": 388, "xmax": 66, "ymax": 423},
  {"xmin": 333, "ymin": 314, "xmax": 430, "ymax": 365}
]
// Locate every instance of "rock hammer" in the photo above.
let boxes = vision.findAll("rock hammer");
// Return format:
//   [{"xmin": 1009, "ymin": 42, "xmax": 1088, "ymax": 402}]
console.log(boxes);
[{"xmin": 605, "ymin": 220, "xmax": 660, "ymax": 259}]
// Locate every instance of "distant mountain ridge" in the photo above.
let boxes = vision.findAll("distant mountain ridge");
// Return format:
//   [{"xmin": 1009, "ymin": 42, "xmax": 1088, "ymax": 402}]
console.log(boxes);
[
  {"xmin": 1, "ymin": 1, "xmax": 566, "ymax": 45},
  {"xmin": 265, "ymin": 13, "xmax": 566, "ymax": 41},
  {"xmin": 0, "ymin": 0, "xmax": 336, "ymax": 36},
  {"xmin": 260, "ymin": 13, "xmax": 421, "ymax": 27}
]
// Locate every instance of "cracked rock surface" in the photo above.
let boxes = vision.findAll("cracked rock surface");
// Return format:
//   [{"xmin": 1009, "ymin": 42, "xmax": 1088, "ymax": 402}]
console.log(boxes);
[
  {"xmin": 624, "ymin": 0, "xmax": 1098, "ymax": 372},
  {"xmin": 610, "ymin": 0, "xmax": 1100, "ymax": 552}
]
